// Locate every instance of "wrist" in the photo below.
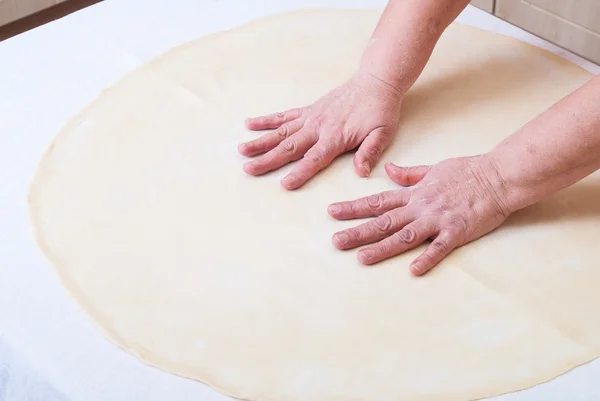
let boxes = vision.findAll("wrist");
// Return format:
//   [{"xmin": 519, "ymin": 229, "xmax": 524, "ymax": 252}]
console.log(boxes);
[
  {"xmin": 482, "ymin": 151, "xmax": 543, "ymax": 214},
  {"xmin": 355, "ymin": 63, "xmax": 409, "ymax": 98},
  {"xmin": 351, "ymin": 68, "xmax": 405, "ymax": 106}
]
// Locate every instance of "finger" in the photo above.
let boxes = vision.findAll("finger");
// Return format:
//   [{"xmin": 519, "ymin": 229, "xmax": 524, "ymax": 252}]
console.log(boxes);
[
  {"xmin": 332, "ymin": 209, "xmax": 415, "ymax": 250},
  {"xmin": 243, "ymin": 132, "xmax": 315, "ymax": 176},
  {"xmin": 354, "ymin": 127, "xmax": 395, "ymax": 177},
  {"xmin": 328, "ymin": 190, "xmax": 409, "ymax": 220},
  {"xmin": 280, "ymin": 138, "xmax": 342, "ymax": 190},
  {"xmin": 409, "ymin": 230, "xmax": 459, "ymax": 276},
  {"xmin": 245, "ymin": 108, "xmax": 303, "ymax": 130},
  {"xmin": 357, "ymin": 218, "xmax": 438, "ymax": 265},
  {"xmin": 385, "ymin": 162, "xmax": 431, "ymax": 186},
  {"xmin": 238, "ymin": 119, "xmax": 304, "ymax": 157}
]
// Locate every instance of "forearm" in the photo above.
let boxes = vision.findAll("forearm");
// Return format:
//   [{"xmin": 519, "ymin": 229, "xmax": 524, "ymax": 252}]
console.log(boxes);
[
  {"xmin": 360, "ymin": 0, "xmax": 470, "ymax": 95},
  {"xmin": 490, "ymin": 74, "xmax": 600, "ymax": 212}
]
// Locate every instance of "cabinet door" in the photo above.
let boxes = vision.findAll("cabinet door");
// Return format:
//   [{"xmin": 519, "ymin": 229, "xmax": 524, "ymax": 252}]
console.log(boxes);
[
  {"xmin": 471, "ymin": 0, "xmax": 495, "ymax": 13},
  {"xmin": 0, "ymin": 0, "xmax": 67, "ymax": 27},
  {"xmin": 496, "ymin": 0, "xmax": 600, "ymax": 64}
]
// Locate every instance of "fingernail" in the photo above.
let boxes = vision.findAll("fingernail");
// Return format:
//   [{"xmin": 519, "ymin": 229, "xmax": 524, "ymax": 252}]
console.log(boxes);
[
  {"xmin": 410, "ymin": 264, "xmax": 421, "ymax": 275},
  {"xmin": 243, "ymin": 160, "xmax": 258, "ymax": 172},
  {"xmin": 281, "ymin": 175, "xmax": 297, "ymax": 189},
  {"xmin": 362, "ymin": 161, "xmax": 371, "ymax": 174},
  {"xmin": 359, "ymin": 249, "xmax": 374, "ymax": 262},
  {"xmin": 334, "ymin": 232, "xmax": 349, "ymax": 245},
  {"xmin": 329, "ymin": 204, "xmax": 341, "ymax": 214}
]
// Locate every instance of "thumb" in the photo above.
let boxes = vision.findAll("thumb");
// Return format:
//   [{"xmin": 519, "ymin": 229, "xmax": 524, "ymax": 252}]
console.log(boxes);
[
  {"xmin": 385, "ymin": 162, "xmax": 431, "ymax": 186},
  {"xmin": 353, "ymin": 128, "xmax": 394, "ymax": 177}
]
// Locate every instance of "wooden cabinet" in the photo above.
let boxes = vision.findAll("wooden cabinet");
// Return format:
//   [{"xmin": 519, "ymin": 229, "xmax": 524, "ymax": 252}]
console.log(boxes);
[
  {"xmin": 0, "ymin": 0, "xmax": 67, "ymax": 26},
  {"xmin": 471, "ymin": 0, "xmax": 495, "ymax": 13},
  {"xmin": 496, "ymin": 0, "xmax": 600, "ymax": 64},
  {"xmin": 471, "ymin": 0, "xmax": 600, "ymax": 64},
  {"xmin": 1, "ymin": 0, "xmax": 599, "ymax": 66}
]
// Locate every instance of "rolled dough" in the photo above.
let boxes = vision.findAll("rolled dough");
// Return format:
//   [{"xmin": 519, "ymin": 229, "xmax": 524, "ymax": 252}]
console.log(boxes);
[{"xmin": 29, "ymin": 8, "xmax": 600, "ymax": 401}]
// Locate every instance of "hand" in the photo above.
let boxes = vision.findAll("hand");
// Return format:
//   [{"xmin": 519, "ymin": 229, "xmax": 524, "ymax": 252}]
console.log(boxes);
[
  {"xmin": 328, "ymin": 156, "xmax": 513, "ymax": 275},
  {"xmin": 239, "ymin": 71, "xmax": 403, "ymax": 190}
]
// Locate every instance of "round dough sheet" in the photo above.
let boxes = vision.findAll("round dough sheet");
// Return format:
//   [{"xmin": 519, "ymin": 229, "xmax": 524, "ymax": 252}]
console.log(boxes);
[{"xmin": 29, "ymin": 8, "xmax": 600, "ymax": 401}]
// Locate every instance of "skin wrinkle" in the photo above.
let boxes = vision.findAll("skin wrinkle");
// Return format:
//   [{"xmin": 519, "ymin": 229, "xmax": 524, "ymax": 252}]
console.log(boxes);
[
  {"xmin": 468, "ymin": 156, "xmax": 511, "ymax": 219},
  {"xmin": 242, "ymin": 70, "xmax": 402, "ymax": 187},
  {"xmin": 241, "ymin": 0, "xmax": 600, "ymax": 274},
  {"xmin": 330, "ymin": 159, "xmax": 516, "ymax": 274},
  {"xmin": 241, "ymin": 0, "xmax": 466, "ymax": 188}
]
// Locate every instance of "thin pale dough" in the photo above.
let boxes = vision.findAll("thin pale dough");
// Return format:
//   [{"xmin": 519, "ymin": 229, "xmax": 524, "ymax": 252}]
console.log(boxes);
[{"xmin": 29, "ymin": 8, "xmax": 600, "ymax": 401}]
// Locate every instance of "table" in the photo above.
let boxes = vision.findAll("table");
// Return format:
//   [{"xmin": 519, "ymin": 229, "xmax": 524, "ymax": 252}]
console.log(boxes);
[{"xmin": 1, "ymin": 1, "xmax": 599, "ymax": 400}]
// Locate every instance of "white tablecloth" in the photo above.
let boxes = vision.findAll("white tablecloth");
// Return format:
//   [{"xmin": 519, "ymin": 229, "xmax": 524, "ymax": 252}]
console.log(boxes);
[{"xmin": 1, "ymin": 1, "xmax": 599, "ymax": 400}]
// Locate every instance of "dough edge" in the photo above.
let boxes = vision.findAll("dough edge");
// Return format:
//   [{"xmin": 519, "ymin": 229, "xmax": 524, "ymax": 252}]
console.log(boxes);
[{"xmin": 27, "ymin": 8, "xmax": 597, "ymax": 401}]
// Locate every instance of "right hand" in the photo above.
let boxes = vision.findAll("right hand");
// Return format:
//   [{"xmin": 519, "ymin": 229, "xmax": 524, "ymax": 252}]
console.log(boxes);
[
  {"xmin": 239, "ymin": 71, "xmax": 404, "ymax": 190},
  {"xmin": 328, "ymin": 156, "xmax": 513, "ymax": 275}
]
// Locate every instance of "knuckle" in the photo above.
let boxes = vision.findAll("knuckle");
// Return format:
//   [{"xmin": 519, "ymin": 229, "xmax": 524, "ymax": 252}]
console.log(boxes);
[
  {"xmin": 276, "ymin": 111, "xmax": 286, "ymax": 120},
  {"xmin": 377, "ymin": 241, "xmax": 392, "ymax": 254},
  {"xmin": 419, "ymin": 252, "xmax": 436, "ymax": 266},
  {"xmin": 367, "ymin": 194, "xmax": 383, "ymax": 210},
  {"xmin": 449, "ymin": 217, "xmax": 468, "ymax": 235},
  {"xmin": 431, "ymin": 240, "xmax": 449, "ymax": 255},
  {"xmin": 304, "ymin": 115, "xmax": 315, "ymax": 127},
  {"xmin": 305, "ymin": 149, "xmax": 324, "ymax": 164},
  {"xmin": 443, "ymin": 225, "xmax": 466, "ymax": 246},
  {"xmin": 365, "ymin": 143, "xmax": 383, "ymax": 157},
  {"xmin": 345, "ymin": 228, "xmax": 359, "ymax": 241},
  {"xmin": 373, "ymin": 214, "xmax": 393, "ymax": 232},
  {"xmin": 445, "ymin": 224, "xmax": 461, "ymax": 237},
  {"xmin": 275, "ymin": 125, "xmax": 289, "ymax": 138},
  {"xmin": 395, "ymin": 228, "xmax": 417, "ymax": 244},
  {"xmin": 280, "ymin": 139, "xmax": 297, "ymax": 153}
]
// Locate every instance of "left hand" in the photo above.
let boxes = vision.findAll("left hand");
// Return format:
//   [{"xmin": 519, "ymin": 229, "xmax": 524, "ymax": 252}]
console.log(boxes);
[
  {"xmin": 239, "ymin": 71, "xmax": 403, "ymax": 190},
  {"xmin": 328, "ymin": 155, "xmax": 513, "ymax": 275}
]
